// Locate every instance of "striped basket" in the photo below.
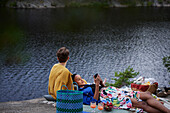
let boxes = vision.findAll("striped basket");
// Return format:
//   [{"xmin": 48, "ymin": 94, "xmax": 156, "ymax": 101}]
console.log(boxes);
[{"xmin": 56, "ymin": 85, "xmax": 83, "ymax": 113}]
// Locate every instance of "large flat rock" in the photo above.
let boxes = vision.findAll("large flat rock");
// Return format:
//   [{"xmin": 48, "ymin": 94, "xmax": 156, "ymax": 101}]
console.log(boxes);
[
  {"xmin": 0, "ymin": 96, "xmax": 170, "ymax": 113},
  {"xmin": 0, "ymin": 98, "xmax": 55, "ymax": 113}
]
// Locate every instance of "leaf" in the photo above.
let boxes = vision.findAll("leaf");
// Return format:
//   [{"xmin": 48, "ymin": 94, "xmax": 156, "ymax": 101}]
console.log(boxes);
[
  {"xmin": 107, "ymin": 66, "xmax": 140, "ymax": 87},
  {"xmin": 119, "ymin": 72, "xmax": 123, "ymax": 75},
  {"xmin": 115, "ymin": 72, "xmax": 119, "ymax": 77},
  {"xmin": 113, "ymin": 78, "xmax": 118, "ymax": 81}
]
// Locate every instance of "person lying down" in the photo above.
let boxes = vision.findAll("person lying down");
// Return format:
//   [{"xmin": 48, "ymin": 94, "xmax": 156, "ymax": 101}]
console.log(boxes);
[{"xmin": 72, "ymin": 74, "xmax": 170, "ymax": 113}]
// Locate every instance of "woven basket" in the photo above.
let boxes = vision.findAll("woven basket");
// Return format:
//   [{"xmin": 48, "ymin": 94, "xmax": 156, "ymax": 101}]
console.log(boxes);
[
  {"xmin": 131, "ymin": 82, "xmax": 158, "ymax": 94},
  {"xmin": 56, "ymin": 85, "xmax": 83, "ymax": 113}
]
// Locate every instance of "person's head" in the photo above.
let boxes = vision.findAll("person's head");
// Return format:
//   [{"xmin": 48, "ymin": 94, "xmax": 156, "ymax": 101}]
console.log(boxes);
[
  {"xmin": 56, "ymin": 47, "xmax": 69, "ymax": 63},
  {"xmin": 72, "ymin": 74, "xmax": 86, "ymax": 87}
]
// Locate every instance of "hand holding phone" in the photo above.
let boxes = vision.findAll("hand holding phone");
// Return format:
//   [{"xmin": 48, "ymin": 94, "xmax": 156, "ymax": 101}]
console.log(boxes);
[{"xmin": 94, "ymin": 73, "xmax": 98, "ymax": 78}]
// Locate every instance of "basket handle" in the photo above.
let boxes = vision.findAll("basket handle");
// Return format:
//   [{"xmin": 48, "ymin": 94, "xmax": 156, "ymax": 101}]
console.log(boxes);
[
  {"xmin": 60, "ymin": 85, "xmax": 68, "ymax": 90},
  {"xmin": 71, "ymin": 82, "xmax": 78, "ymax": 90}
]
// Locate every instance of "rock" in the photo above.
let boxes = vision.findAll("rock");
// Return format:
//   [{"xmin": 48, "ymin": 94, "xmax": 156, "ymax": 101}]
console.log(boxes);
[
  {"xmin": 16, "ymin": 2, "xmax": 25, "ymax": 8},
  {"xmin": 153, "ymin": 3, "xmax": 162, "ymax": 7},
  {"xmin": 109, "ymin": 0, "xmax": 128, "ymax": 7},
  {"xmin": 136, "ymin": 3, "xmax": 142, "ymax": 7},
  {"xmin": 29, "ymin": 3, "xmax": 38, "ymax": 8},
  {"xmin": 5, "ymin": 0, "xmax": 170, "ymax": 8},
  {"xmin": 43, "ymin": 2, "xmax": 51, "ymax": 8},
  {"xmin": 163, "ymin": 4, "xmax": 170, "ymax": 7},
  {"xmin": 143, "ymin": 1, "xmax": 147, "ymax": 6},
  {"xmin": 38, "ymin": 5, "xmax": 45, "ymax": 8},
  {"xmin": 0, "ymin": 98, "xmax": 56, "ymax": 113}
]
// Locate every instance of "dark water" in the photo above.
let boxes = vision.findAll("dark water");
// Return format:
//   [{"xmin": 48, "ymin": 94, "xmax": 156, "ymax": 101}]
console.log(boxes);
[{"xmin": 0, "ymin": 7, "xmax": 170, "ymax": 102}]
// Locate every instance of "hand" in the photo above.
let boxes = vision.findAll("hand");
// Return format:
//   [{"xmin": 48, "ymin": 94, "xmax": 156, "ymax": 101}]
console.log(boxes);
[
  {"xmin": 97, "ymin": 74, "xmax": 103, "ymax": 82},
  {"xmin": 95, "ymin": 74, "xmax": 106, "ymax": 87},
  {"xmin": 93, "ymin": 74, "xmax": 102, "ymax": 81},
  {"xmin": 94, "ymin": 75, "xmax": 100, "ymax": 85}
]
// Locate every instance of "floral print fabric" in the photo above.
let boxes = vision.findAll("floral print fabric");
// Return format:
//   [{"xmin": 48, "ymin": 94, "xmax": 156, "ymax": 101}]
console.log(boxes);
[{"xmin": 100, "ymin": 86, "xmax": 141, "ymax": 110}]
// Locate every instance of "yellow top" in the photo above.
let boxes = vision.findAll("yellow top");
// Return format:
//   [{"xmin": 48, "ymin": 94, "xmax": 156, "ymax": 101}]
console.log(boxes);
[
  {"xmin": 48, "ymin": 63, "xmax": 73, "ymax": 99},
  {"xmin": 82, "ymin": 79, "xmax": 87, "ymax": 84}
]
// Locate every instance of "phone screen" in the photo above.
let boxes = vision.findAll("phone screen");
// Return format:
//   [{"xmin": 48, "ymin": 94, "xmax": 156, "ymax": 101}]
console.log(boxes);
[{"xmin": 94, "ymin": 73, "xmax": 98, "ymax": 78}]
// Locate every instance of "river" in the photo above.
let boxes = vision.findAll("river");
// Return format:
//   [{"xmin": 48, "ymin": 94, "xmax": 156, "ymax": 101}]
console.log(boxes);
[{"xmin": 0, "ymin": 7, "xmax": 170, "ymax": 102}]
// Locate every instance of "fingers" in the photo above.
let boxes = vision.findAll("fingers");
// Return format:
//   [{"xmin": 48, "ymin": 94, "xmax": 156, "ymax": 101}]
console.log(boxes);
[
  {"xmin": 93, "ymin": 74, "xmax": 102, "ymax": 84},
  {"xmin": 96, "ymin": 76, "xmax": 100, "ymax": 80},
  {"xmin": 97, "ymin": 75, "xmax": 103, "ymax": 82},
  {"xmin": 103, "ymin": 78, "xmax": 107, "ymax": 85},
  {"xmin": 94, "ymin": 75, "xmax": 100, "ymax": 84}
]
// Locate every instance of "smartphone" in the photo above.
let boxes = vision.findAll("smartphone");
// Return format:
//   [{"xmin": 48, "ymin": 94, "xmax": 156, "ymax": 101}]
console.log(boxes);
[{"xmin": 94, "ymin": 73, "xmax": 98, "ymax": 78}]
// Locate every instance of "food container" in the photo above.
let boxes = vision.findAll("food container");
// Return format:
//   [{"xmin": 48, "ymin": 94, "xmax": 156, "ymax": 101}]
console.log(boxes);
[{"xmin": 131, "ymin": 82, "xmax": 158, "ymax": 94}]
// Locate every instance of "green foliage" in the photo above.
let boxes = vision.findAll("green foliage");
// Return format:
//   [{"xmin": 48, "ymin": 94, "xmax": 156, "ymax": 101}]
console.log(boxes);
[
  {"xmin": 0, "ymin": 0, "xmax": 9, "ymax": 7},
  {"xmin": 106, "ymin": 66, "xmax": 139, "ymax": 88},
  {"xmin": 0, "ymin": 26, "xmax": 22, "ymax": 50},
  {"xmin": 118, "ymin": 0, "xmax": 137, "ymax": 6},
  {"xmin": 66, "ymin": 1, "xmax": 109, "ymax": 8},
  {"xmin": 51, "ymin": 2, "xmax": 57, "ymax": 7},
  {"xmin": 39, "ymin": 0, "xmax": 44, "ymax": 4},
  {"xmin": 118, "ymin": 0, "xmax": 152, "ymax": 7},
  {"xmin": 0, "ymin": 25, "xmax": 30, "ymax": 65},
  {"xmin": 147, "ymin": 1, "xmax": 153, "ymax": 6},
  {"xmin": 88, "ymin": 1, "xmax": 110, "ymax": 8},
  {"xmin": 9, "ymin": 1, "xmax": 17, "ymax": 7},
  {"xmin": 163, "ymin": 56, "xmax": 170, "ymax": 72},
  {"xmin": 66, "ymin": 2, "xmax": 82, "ymax": 7},
  {"xmin": 158, "ymin": 0, "xmax": 163, "ymax": 4}
]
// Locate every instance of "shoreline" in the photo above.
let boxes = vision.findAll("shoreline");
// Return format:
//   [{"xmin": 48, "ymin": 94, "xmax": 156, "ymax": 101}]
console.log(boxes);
[{"xmin": 2, "ymin": 0, "xmax": 170, "ymax": 8}]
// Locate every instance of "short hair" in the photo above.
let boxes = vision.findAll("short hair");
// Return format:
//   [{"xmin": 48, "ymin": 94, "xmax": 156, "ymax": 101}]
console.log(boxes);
[
  {"xmin": 56, "ymin": 47, "xmax": 69, "ymax": 63},
  {"xmin": 72, "ymin": 74, "xmax": 77, "ymax": 82}
]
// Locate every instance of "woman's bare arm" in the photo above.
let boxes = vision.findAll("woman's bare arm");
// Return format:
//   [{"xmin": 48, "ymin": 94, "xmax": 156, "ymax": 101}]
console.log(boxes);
[{"xmin": 93, "ymin": 76, "xmax": 100, "ymax": 100}]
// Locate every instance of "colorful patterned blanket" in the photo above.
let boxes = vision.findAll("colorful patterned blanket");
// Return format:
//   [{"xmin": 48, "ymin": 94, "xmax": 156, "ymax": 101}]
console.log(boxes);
[{"xmin": 100, "ymin": 86, "xmax": 143, "ymax": 112}]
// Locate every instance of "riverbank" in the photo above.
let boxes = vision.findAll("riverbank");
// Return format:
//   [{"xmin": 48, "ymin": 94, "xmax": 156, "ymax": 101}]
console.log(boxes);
[
  {"xmin": 1, "ymin": 0, "xmax": 170, "ymax": 8},
  {"xmin": 0, "ymin": 96, "xmax": 170, "ymax": 113}
]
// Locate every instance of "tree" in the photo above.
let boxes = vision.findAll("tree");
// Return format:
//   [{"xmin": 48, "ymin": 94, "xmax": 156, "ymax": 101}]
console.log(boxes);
[
  {"xmin": 163, "ymin": 56, "xmax": 170, "ymax": 72},
  {"xmin": 106, "ymin": 66, "xmax": 139, "ymax": 88}
]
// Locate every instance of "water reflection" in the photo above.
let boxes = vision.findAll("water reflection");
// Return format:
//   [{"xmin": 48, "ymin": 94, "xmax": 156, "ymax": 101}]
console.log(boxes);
[
  {"xmin": 0, "ymin": 7, "xmax": 170, "ymax": 102},
  {"xmin": 0, "ymin": 8, "xmax": 29, "ymax": 65}
]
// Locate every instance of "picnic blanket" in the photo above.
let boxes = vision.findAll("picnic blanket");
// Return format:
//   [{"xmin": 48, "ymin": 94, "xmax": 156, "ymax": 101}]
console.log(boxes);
[{"xmin": 100, "ymin": 86, "xmax": 143, "ymax": 112}]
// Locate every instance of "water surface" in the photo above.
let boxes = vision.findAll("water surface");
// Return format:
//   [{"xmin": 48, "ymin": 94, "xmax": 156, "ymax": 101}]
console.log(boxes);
[{"xmin": 0, "ymin": 7, "xmax": 170, "ymax": 102}]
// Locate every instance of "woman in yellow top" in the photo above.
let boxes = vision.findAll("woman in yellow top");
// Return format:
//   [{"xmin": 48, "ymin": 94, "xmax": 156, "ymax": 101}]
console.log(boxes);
[{"xmin": 48, "ymin": 47, "xmax": 73, "ymax": 99}]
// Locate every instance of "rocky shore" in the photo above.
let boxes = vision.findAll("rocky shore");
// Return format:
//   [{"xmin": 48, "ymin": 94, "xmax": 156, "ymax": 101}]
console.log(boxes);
[
  {"xmin": 0, "ymin": 98, "xmax": 55, "ymax": 113},
  {"xmin": 0, "ymin": 96, "xmax": 170, "ymax": 113},
  {"xmin": 2, "ymin": 0, "xmax": 170, "ymax": 8}
]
